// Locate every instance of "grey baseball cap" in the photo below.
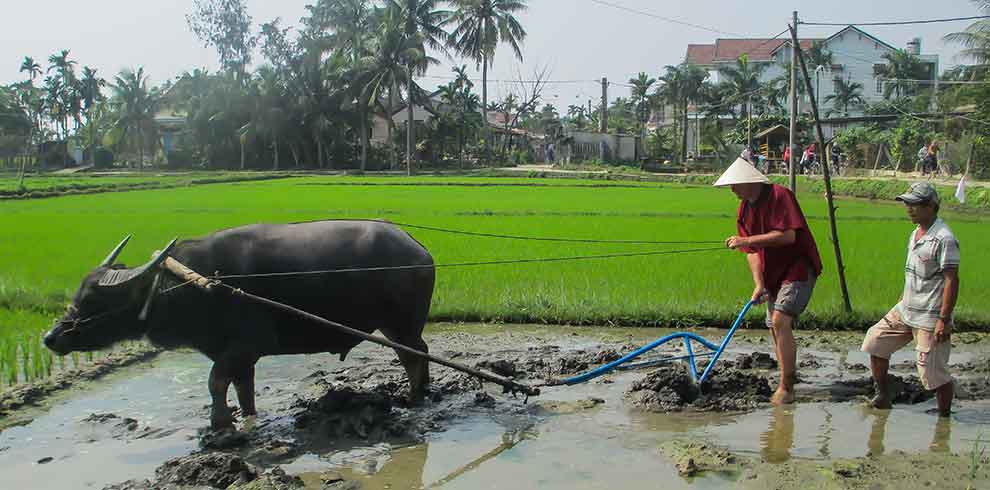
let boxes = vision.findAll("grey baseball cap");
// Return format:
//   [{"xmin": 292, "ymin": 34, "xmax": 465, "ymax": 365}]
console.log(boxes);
[{"xmin": 896, "ymin": 182, "xmax": 940, "ymax": 205}]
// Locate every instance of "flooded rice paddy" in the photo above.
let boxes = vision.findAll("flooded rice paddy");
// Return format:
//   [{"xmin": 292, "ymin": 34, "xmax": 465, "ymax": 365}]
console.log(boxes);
[{"xmin": 1, "ymin": 324, "xmax": 989, "ymax": 489}]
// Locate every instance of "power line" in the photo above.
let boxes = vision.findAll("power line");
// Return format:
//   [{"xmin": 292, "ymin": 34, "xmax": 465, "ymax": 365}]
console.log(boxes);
[
  {"xmin": 800, "ymin": 15, "xmax": 990, "ymax": 27},
  {"xmin": 878, "ymin": 77, "xmax": 990, "ymax": 85},
  {"xmin": 587, "ymin": 0, "xmax": 745, "ymax": 37},
  {"xmin": 420, "ymin": 75, "xmax": 597, "ymax": 85}
]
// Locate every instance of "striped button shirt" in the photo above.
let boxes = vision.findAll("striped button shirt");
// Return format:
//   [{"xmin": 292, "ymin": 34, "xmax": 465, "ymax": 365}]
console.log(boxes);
[{"xmin": 896, "ymin": 218, "xmax": 960, "ymax": 331}]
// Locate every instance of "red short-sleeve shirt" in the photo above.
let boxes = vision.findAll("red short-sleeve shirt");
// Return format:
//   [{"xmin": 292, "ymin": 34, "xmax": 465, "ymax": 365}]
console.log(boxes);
[{"xmin": 737, "ymin": 184, "xmax": 823, "ymax": 293}]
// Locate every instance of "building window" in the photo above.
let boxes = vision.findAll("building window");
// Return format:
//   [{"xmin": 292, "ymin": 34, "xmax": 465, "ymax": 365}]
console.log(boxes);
[
  {"xmin": 876, "ymin": 78, "xmax": 884, "ymax": 95},
  {"xmin": 833, "ymin": 78, "xmax": 842, "ymax": 94}
]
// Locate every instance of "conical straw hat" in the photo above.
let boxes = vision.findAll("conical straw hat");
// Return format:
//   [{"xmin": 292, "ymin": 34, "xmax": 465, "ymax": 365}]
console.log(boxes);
[{"xmin": 713, "ymin": 158, "xmax": 770, "ymax": 187}]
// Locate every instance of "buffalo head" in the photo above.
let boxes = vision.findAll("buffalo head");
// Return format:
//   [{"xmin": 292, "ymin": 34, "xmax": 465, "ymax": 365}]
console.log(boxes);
[{"xmin": 44, "ymin": 236, "xmax": 175, "ymax": 355}]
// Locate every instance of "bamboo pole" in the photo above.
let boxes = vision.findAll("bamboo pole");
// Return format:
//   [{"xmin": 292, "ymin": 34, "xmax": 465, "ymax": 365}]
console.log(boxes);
[{"xmin": 791, "ymin": 25, "xmax": 853, "ymax": 314}]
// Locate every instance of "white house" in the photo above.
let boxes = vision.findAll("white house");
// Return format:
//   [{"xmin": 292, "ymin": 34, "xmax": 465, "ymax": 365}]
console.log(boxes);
[{"xmin": 657, "ymin": 25, "xmax": 939, "ymax": 156}]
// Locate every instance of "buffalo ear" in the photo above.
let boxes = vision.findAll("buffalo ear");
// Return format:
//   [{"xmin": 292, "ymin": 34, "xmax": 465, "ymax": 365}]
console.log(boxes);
[
  {"xmin": 98, "ymin": 239, "xmax": 177, "ymax": 287},
  {"xmin": 100, "ymin": 235, "xmax": 132, "ymax": 267}
]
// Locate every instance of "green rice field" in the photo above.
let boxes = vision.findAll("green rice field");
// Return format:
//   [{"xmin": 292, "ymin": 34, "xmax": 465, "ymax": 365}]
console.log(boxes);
[{"xmin": 1, "ymin": 174, "xmax": 987, "ymax": 386}]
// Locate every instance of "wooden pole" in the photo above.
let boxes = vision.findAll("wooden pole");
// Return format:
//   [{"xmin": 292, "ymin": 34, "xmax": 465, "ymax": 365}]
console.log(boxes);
[
  {"xmin": 160, "ymin": 258, "xmax": 541, "ymax": 397},
  {"xmin": 872, "ymin": 143, "xmax": 883, "ymax": 176},
  {"xmin": 600, "ymin": 77, "xmax": 608, "ymax": 162},
  {"xmin": 789, "ymin": 12, "xmax": 799, "ymax": 193},
  {"xmin": 792, "ymin": 25, "xmax": 853, "ymax": 314},
  {"xmin": 966, "ymin": 137, "xmax": 975, "ymax": 177}
]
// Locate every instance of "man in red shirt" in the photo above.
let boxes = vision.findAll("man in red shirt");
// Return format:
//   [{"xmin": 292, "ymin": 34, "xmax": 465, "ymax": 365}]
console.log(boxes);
[{"xmin": 715, "ymin": 158, "xmax": 823, "ymax": 404}]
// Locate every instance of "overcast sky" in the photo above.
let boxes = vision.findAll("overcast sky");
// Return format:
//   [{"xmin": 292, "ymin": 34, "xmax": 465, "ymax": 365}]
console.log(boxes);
[{"xmin": 2, "ymin": 0, "xmax": 983, "ymax": 110}]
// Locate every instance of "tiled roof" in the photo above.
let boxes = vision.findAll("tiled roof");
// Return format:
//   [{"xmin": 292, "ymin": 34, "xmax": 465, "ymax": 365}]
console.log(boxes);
[{"xmin": 686, "ymin": 38, "xmax": 822, "ymax": 65}]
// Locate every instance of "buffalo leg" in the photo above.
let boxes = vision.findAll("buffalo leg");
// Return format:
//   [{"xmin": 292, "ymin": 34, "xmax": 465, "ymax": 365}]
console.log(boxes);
[
  {"xmin": 232, "ymin": 363, "xmax": 257, "ymax": 417},
  {"xmin": 208, "ymin": 364, "xmax": 235, "ymax": 430},
  {"xmin": 392, "ymin": 337, "xmax": 430, "ymax": 404}
]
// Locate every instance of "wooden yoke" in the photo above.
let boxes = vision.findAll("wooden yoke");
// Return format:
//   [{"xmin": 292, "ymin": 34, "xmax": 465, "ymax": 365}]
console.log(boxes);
[{"xmin": 161, "ymin": 257, "xmax": 215, "ymax": 291}]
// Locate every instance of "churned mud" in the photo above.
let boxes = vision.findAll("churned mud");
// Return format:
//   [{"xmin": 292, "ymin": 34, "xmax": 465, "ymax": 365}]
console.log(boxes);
[{"xmin": 0, "ymin": 325, "xmax": 988, "ymax": 489}]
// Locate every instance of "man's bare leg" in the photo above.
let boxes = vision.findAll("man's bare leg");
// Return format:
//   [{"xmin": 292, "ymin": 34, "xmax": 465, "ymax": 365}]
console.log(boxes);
[
  {"xmin": 770, "ymin": 311, "xmax": 797, "ymax": 405},
  {"xmin": 869, "ymin": 355, "xmax": 892, "ymax": 409},
  {"xmin": 935, "ymin": 381, "xmax": 953, "ymax": 417}
]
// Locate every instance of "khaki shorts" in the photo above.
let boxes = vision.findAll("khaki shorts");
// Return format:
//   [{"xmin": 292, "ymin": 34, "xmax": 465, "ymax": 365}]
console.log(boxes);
[
  {"xmin": 765, "ymin": 272, "xmax": 817, "ymax": 328},
  {"xmin": 860, "ymin": 308, "xmax": 953, "ymax": 390}
]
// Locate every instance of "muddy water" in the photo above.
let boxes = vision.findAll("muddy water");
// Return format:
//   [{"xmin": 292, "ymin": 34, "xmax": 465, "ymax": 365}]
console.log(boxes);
[{"xmin": 1, "ymin": 324, "xmax": 988, "ymax": 489}]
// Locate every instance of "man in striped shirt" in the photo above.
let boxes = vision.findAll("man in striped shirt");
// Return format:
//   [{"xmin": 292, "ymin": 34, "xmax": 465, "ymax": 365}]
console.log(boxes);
[{"xmin": 861, "ymin": 182, "xmax": 960, "ymax": 417}]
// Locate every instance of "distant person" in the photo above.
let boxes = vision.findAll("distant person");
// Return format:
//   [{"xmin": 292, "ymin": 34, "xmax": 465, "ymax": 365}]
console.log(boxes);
[
  {"xmin": 861, "ymin": 182, "xmax": 959, "ymax": 417},
  {"xmin": 714, "ymin": 157, "xmax": 823, "ymax": 405},
  {"xmin": 546, "ymin": 143, "xmax": 556, "ymax": 165},
  {"xmin": 831, "ymin": 146, "xmax": 842, "ymax": 175},
  {"xmin": 741, "ymin": 145, "xmax": 754, "ymax": 164},
  {"xmin": 800, "ymin": 144, "xmax": 816, "ymax": 174},
  {"xmin": 924, "ymin": 141, "xmax": 939, "ymax": 176},
  {"xmin": 918, "ymin": 145, "xmax": 930, "ymax": 174}
]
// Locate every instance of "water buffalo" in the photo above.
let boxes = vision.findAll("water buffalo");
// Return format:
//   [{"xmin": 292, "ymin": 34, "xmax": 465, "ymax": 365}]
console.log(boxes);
[{"xmin": 44, "ymin": 220, "xmax": 436, "ymax": 430}]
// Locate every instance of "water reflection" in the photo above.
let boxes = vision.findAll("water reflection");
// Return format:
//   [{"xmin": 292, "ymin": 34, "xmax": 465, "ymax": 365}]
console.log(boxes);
[
  {"xmin": 758, "ymin": 404, "xmax": 955, "ymax": 464},
  {"xmin": 760, "ymin": 406, "xmax": 795, "ymax": 463}
]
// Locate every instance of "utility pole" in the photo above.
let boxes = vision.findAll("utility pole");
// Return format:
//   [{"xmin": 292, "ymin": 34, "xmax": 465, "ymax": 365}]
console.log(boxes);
[
  {"xmin": 600, "ymin": 77, "xmax": 608, "ymax": 162},
  {"xmin": 792, "ymin": 24, "xmax": 853, "ymax": 314},
  {"xmin": 747, "ymin": 96, "xmax": 752, "ymax": 148},
  {"xmin": 789, "ymin": 11, "xmax": 799, "ymax": 193}
]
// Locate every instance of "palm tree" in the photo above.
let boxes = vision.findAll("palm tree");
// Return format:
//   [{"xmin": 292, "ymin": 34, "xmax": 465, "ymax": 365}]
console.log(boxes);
[
  {"xmin": 659, "ymin": 63, "xmax": 708, "ymax": 161},
  {"xmin": 719, "ymin": 54, "xmax": 766, "ymax": 121},
  {"xmin": 628, "ymin": 72, "xmax": 656, "ymax": 137},
  {"xmin": 389, "ymin": 0, "xmax": 451, "ymax": 174},
  {"xmin": 567, "ymin": 104, "xmax": 588, "ymax": 129},
  {"xmin": 351, "ymin": 5, "xmax": 429, "ymax": 171},
  {"xmin": 80, "ymin": 66, "xmax": 106, "ymax": 165},
  {"xmin": 19, "ymin": 57, "xmax": 42, "ymax": 85},
  {"xmin": 824, "ymin": 78, "xmax": 865, "ymax": 116},
  {"xmin": 111, "ymin": 67, "xmax": 160, "ymax": 170},
  {"xmin": 763, "ymin": 77, "xmax": 789, "ymax": 113},
  {"xmin": 450, "ymin": 0, "xmax": 528, "ymax": 160},
  {"xmin": 239, "ymin": 66, "xmax": 289, "ymax": 170},
  {"xmin": 310, "ymin": 0, "xmax": 372, "ymax": 61},
  {"xmin": 873, "ymin": 50, "xmax": 929, "ymax": 99},
  {"xmin": 944, "ymin": 1, "xmax": 990, "ymax": 66}
]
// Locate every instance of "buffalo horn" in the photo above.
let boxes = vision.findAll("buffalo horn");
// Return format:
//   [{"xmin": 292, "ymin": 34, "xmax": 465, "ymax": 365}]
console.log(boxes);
[
  {"xmin": 98, "ymin": 238, "xmax": 178, "ymax": 287},
  {"xmin": 100, "ymin": 235, "xmax": 133, "ymax": 267}
]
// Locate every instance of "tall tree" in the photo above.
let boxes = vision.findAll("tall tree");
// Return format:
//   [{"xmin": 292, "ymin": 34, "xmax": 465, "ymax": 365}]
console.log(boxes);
[
  {"xmin": 187, "ymin": 0, "xmax": 257, "ymax": 81},
  {"xmin": 389, "ymin": 0, "xmax": 451, "ymax": 174},
  {"xmin": 873, "ymin": 50, "xmax": 930, "ymax": 99},
  {"xmin": 629, "ymin": 72, "xmax": 656, "ymax": 145},
  {"xmin": 824, "ymin": 78, "xmax": 865, "ymax": 116},
  {"xmin": 944, "ymin": 1, "xmax": 990, "ymax": 66},
  {"xmin": 351, "ymin": 4, "xmax": 433, "ymax": 171},
  {"xmin": 718, "ymin": 54, "xmax": 766, "ymax": 122},
  {"xmin": 19, "ymin": 57, "xmax": 42, "ymax": 85},
  {"xmin": 450, "ymin": 0, "xmax": 528, "ymax": 160},
  {"xmin": 80, "ymin": 66, "xmax": 106, "ymax": 165},
  {"xmin": 111, "ymin": 67, "xmax": 160, "ymax": 170}
]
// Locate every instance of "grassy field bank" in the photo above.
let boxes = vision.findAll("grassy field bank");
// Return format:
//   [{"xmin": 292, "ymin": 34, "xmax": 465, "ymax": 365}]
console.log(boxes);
[{"xmin": 1, "ymin": 175, "xmax": 986, "ymax": 385}]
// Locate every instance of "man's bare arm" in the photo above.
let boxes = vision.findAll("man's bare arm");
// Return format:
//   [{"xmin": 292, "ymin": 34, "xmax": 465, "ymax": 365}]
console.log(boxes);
[{"xmin": 726, "ymin": 229, "xmax": 796, "ymax": 250}]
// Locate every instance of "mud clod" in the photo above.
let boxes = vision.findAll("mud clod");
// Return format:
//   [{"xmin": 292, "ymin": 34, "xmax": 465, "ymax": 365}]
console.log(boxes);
[
  {"xmin": 200, "ymin": 428, "xmax": 251, "ymax": 450},
  {"xmin": 476, "ymin": 359, "xmax": 519, "ymax": 378},
  {"xmin": 660, "ymin": 440, "xmax": 738, "ymax": 478},
  {"xmin": 626, "ymin": 365, "xmax": 771, "ymax": 412},
  {"xmin": 155, "ymin": 452, "xmax": 258, "ymax": 488},
  {"xmin": 734, "ymin": 352, "xmax": 777, "ymax": 370},
  {"xmin": 294, "ymin": 385, "xmax": 405, "ymax": 441}
]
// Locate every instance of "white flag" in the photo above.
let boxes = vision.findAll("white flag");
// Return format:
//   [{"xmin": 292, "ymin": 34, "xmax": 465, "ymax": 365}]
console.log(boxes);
[{"xmin": 956, "ymin": 174, "xmax": 967, "ymax": 204}]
